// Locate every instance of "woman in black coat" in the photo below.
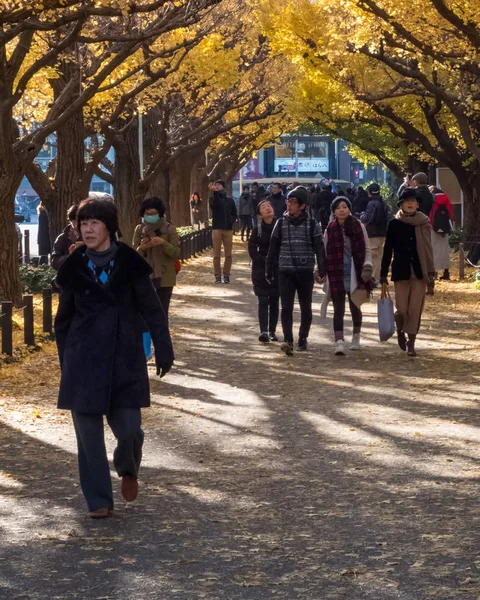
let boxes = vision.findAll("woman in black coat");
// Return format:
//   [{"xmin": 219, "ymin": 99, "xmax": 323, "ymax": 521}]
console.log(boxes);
[
  {"xmin": 248, "ymin": 200, "xmax": 279, "ymax": 343},
  {"xmin": 55, "ymin": 199, "xmax": 174, "ymax": 519},
  {"xmin": 37, "ymin": 201, "xmax": 51, "ymax": 265},
  {"xmin": 380, "ymin": 189, "xmax": 434, "ymax": 357}
]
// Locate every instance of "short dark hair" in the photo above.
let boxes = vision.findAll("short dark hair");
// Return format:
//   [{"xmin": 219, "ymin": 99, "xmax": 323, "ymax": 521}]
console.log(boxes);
[
  {"xmin": 257, "ymin": 199, "xmax": 272, "ymax": 215},
  {"xmin": 215, "ymin": 179, "xmax": 225, "ymax": 189},
  {"xmin": 67, "ymin": 204, "xmax": 78, "ymax": 221},
  {"xmin": 140, "ymin": 196, "xmax": 166, "ymax": 218},
  {"xmin": 242, "ymin": 185, "xmax": 250, "ymax": 192},
  {"xmin": 272, "ymin": 182, "xmax": 282, "ymax": 188},
  {"xmin": 77, "ymin": 199, "xmax": 118, "ymax": 241},
  {"xmin": 412, "ymin": 172, "xmax": 428, "ymax": 185}
]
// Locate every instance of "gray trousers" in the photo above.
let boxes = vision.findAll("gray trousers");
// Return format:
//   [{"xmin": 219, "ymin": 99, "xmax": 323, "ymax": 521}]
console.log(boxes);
[{"xmin": 72, "ymin": 408, "xmax": 144, "ymax": 511}]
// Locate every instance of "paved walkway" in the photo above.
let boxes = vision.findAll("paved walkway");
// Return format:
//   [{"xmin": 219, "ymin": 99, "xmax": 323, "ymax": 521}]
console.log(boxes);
[{"xmin": 1, "ymin": 241, "xmax": 479, "ymax": 599}]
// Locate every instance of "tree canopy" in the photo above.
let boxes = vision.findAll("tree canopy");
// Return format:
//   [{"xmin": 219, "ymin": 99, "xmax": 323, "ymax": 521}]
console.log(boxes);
[{"xmin": 260, "ymin": 0, "xmax": 480, "ymax": 234}]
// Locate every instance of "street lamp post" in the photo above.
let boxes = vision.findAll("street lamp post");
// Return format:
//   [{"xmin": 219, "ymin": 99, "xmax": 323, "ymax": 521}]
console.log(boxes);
[
  {"xmin": 295, "ymin": 138, "xmax": 299, "ymax": 179},
  {"xmin": 138, "ymin": 109, "xmax": 144, "ymax": 179}
]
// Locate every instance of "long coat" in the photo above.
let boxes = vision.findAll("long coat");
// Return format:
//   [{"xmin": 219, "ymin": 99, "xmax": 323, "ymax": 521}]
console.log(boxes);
[
  {"xmin": 380, "ymin": 219, "xmax": 424, "ymax": 282},
  {"xmin": 248, "ymin": 220, "xmax": 279, "ymax": 297},
  {"xmin": 54, "ymin": 243, "xmax": 174, "ymax": 414},
  {"xmin": 37, "ymin": 207, "xmax": 51, "ymax": 256}
]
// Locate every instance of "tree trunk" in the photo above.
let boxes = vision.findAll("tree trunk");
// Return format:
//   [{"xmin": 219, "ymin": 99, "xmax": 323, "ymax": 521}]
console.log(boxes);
[
  {"xmin": 458, "ymin": 171, "xmax": 480, "ymax": 241},
  {"xmin": 169, "ymin": 153, "xmax": 195, "ymax": 226},
  {"xmin": 51, "ymin": 109, "xmax": 89, "ymax": 240},
  {"xmin": 48, "ymin": 61, "xmax": 88, "ymax": 240},
  {"xmin": 146, "ymin": 169, "xmax": 169, "ymax": 215},
  {"xmin": 0, "ymin": 172, "xmax": 23, "ymax": 304},
  {"xmin": 112, "ymin": 128, "xmax": 142, "ymax": 246}
]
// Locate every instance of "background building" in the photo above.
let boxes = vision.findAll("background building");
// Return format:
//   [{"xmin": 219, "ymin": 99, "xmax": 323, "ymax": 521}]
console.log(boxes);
[{"xmin": 233, "ymin": 134, "xmax": 385, "ymax": 197}]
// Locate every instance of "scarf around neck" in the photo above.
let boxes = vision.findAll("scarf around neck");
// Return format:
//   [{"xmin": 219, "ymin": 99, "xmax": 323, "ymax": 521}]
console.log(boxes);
[
  {"xmin": 395, "ymin": 210, "xmax": 434, "ymax": 282},
  {"xmin": 326, "ymin": 216, "xmax": 371, "ymax": 299},
  {"xmin": 85, "ymin": 242, "xmax": 118, "ymax": 268}
]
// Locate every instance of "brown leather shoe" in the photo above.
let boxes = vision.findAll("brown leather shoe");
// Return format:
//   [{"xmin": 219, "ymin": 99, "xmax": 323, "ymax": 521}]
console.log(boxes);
[
  {"xmin": 121, "ymin": 475, "xmax": 138, "ymax": 502},
  {"xmin": 88, "ymin": 507, "xmax": 111, "ymax": 519}
]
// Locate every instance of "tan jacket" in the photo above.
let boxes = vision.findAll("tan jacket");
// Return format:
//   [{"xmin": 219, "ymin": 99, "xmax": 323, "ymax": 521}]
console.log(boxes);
[{"xmin": 133, "ymin": 223, "xmax": 180, "ymax": 288}]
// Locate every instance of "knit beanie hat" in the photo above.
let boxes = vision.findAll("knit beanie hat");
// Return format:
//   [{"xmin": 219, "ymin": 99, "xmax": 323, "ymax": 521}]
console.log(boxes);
[
  {"xmin": 397, "ymin": 189, "xmax": 418, "ymax": 207},
  {"xmin": 330, "ymin": 195, "xmax": 352, "ymax": 213},
  {"xmin": 287, "ymin": 186, "xmax": 308, "ymax": 206}
]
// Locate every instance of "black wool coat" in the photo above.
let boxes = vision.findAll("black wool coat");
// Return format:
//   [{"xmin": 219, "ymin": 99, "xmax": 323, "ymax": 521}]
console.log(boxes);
[
  {"xmin": 248, "ymin": 220, "xmax": 279, "ymax": 297},
  {"xmin": 54, "ymin": 243, "xmax": 174, "ymax": 414},
  {"xmin": 380, "ymin": 219, "xmax": 423, "ymax": 282}
]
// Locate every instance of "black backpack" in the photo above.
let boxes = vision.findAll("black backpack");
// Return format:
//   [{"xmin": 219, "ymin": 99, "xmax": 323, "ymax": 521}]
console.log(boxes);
[{"xmin": 433, "ymin": 206, "xmax": 451, "ymax": 233}]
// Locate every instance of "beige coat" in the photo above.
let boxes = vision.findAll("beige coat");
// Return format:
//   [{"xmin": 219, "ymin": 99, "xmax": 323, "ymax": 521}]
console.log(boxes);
[{"xmin": 133, "ymin": 223, "xmax": 180, "ymax": 288}]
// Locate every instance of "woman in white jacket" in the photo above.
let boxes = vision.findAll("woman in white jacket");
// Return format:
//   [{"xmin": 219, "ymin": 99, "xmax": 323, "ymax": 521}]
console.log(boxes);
[{"xmin": 324, "ymin": 197, "xmax": 374, "ymax": 355}]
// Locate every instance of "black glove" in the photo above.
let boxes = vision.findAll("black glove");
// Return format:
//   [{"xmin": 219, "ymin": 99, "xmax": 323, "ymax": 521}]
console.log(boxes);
[
  {"xmin": 156, "ymin": 362, "xmax": 173, "ymax": 378},
  {"xmin": 379, "ymin": 276, "xmax": 388, "ymax": 285}
]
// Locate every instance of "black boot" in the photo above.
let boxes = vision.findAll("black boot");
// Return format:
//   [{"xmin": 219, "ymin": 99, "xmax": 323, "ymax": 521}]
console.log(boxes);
[
  {"xmin": 407, "ymin": 334, "xmax": 417, "ymax": 357},
  {"xmin": 440, "ymin": 269, "xmax": 450, "ymax": 280},
  {"xmin": 397, "ymin": 330, "xmax": 407, "ymax": 351}
]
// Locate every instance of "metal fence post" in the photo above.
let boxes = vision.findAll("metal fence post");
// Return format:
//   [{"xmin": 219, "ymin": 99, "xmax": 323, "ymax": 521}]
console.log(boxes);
[
  {"xmin": 180, "ymin": 236, "xmax": 185, "ymax": 264},
  {"xmin": 24, "ymin": 230, "xmax": 30, "ymax": 264},
  {"xmin": 459, "ymin": 243, "xmax": 465, "ymax": 280},
  {"xmin": 42, "ymin": 288, "xmax": 53, "ymax": 333},
  {"xmin": 23, "ymin": 294, "xmax": 35, "ymax": 346},
  {"xmin": 1, "ymin": 301, "xmax": 13, "ymax": 356}
]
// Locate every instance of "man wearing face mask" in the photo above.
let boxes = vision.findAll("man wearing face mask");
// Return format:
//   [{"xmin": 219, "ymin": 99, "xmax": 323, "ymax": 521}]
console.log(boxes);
[{"xmin": 133, "ymin": 197, "xmax": 180, "ymax": 320}]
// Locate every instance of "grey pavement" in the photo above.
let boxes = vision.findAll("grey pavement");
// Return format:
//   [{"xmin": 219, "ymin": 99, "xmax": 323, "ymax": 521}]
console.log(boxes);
[{"xmin": 1, "ymin": 242, "xmax": 479, "ymax": 599}]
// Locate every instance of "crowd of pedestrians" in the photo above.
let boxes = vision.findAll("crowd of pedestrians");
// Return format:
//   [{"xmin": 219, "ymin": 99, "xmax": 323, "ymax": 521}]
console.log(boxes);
[
  {"xmin": 222, "ymin": 173, "xmax": 459, "ymax": 358},
  {"xmin": 49, "ymin": 169, "xmax": 467, "ymax": 519}
]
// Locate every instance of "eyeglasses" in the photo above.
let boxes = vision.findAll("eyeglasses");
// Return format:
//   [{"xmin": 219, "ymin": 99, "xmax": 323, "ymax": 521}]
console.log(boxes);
[{"xmin": 286, "ymin": 198, "xmax": 299, "ymax": 204}]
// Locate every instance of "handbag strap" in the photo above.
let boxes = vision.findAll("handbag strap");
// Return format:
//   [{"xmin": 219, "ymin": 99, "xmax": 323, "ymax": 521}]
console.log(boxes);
[{"xmin": 380, "ymin": 285, "xmax": 391, "ymax": 300}]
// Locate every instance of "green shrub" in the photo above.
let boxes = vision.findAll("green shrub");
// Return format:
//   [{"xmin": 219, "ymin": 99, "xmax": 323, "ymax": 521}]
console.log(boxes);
[
  {"xmin": 449, "ymin": 227, "xmax": 464, "ymax": 250},
  {"xmin": 19, "ymin": 265, "xmax": 56, "ymax": 293}
]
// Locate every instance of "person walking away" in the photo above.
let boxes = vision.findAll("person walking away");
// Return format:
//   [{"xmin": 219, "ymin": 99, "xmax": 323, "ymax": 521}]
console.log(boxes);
[
  {"xmin": 266, "ymin": 187, "xmax": 326, "ymax": 355},
  {"xmin": 360, "ymin": 183, "xmax": 392, "ymax": 283},
  {"xmin": 325, "ymin": 197, "xmax": 374, "ymax": 355},
  {"xmin": 51, "ymin": 205, "xmax": 80, "ymax": 271},
  {"xmin": 37, "ymin": 201, "xmax": 51, "ymax": 265},
  {"xmin": 248, "ymin": 200, "xmax": 280, "ymax": 343},
  {"xmin": 238, "ymin": 185, "xmax": 254, "ymax": 241},
  {"xmin": 267, "ymin": 182, "xmax": 286, "ymax": 220},
  {"xmin": 54, "ymin": 199, "xmax": 174, "ymax": 518},
  {"xmin": 209, "ymin": 180, "xmax": 237, "ymax": 284},
  {"xmin": 352, "ymin": 186, "xmax": 369, "ymax": 216},
  {"xmin": 380, "ymin": 189, "xmax": 434, "ymax": 357},
  {"xmin": 133, "ymin": 197, "xmax": 180, "ymax": 320},
  {"xmin": 429, "ymin": 189, "xmax": 453, "ymax": 280},
  {"xmin": 398, "ymin": 172, "xmax": 434, "ymax": 218},
  {"xmin": 190, "ymin": 192, "xmax": 204, "ymax": 231},
  {"xmin": 315, "ymin": 184, "xmax": 336, "ymax": 233}
]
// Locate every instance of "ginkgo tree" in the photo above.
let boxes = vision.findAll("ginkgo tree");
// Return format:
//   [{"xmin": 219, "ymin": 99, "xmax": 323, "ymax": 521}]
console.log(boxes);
[
  {"xmin": 260, "ymin": 0, "xmax": 480, "ymax": 236},
  {"xmin": 0, "ymin": 0, "xmax": 221, "ymax": 302},
  {"xmin": 92, "ymin": 3, "xmax": 295, "ymax": 241}
]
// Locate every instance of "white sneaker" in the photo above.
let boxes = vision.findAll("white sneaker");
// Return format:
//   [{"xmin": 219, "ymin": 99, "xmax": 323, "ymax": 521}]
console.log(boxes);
[
  {"xmin": 334, "ymin": 340, "xmax": 346, "ymax": 355},
  {"xmin": 351, "ymin": 333, "xmax": 361, "ymax": 350}
]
